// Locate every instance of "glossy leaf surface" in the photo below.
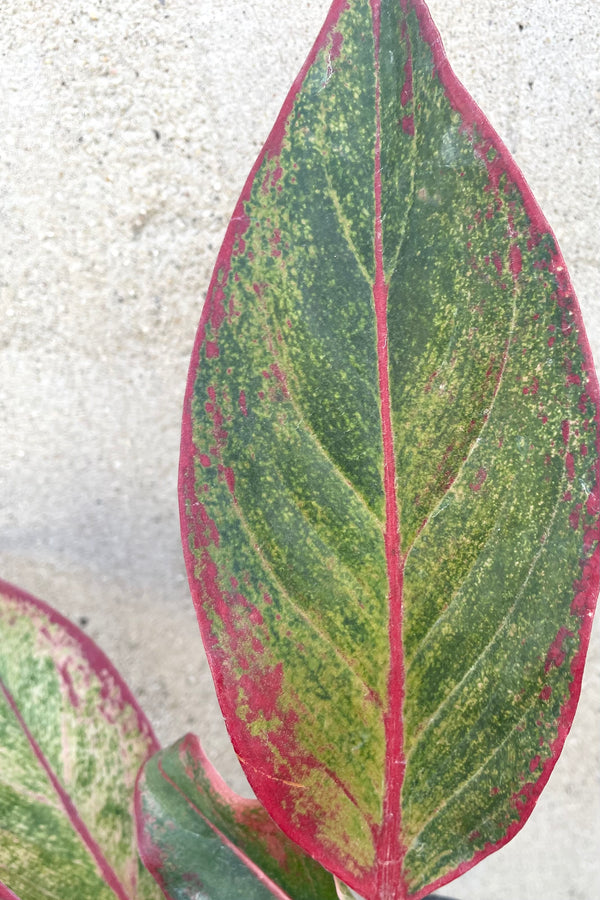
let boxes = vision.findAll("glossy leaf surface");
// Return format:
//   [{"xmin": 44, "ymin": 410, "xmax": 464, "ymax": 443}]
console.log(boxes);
[
  {"xmin": 0, "ymin": 579, "xmax": 162, "ymax": 900},
  {"xmin": 136, "ymin": 733, "xmax": 340, "ymax": 900},
  {"xmin": 180, "ymin": 1, "xmax": 599, "ymax": 897}
]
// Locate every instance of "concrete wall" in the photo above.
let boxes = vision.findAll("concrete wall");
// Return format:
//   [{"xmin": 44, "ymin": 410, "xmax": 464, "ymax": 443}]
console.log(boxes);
[{"xmin": 1, "ymin": 1, "xmax": 598, "ymax": 897}]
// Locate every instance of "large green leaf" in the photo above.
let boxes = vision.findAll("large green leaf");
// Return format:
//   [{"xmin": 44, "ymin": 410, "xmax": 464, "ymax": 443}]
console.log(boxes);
[
  {"xmin": 179, "ymin": 1, "xmax": 599, "ymax": 898},
  {"xmin": 0, "ymin": 579, "xmax": 163, "ymax": 900},
  {"xmin": 136, "ymin": 732, "xmax": 342, "ymax": 899}
]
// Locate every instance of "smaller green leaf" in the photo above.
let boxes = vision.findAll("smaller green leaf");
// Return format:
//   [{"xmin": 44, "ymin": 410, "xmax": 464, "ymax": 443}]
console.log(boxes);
[
  {"xmin": 136, "ymin": 733, "xmax": 341, "ymax": 900},
  {"xmin": 0, "ymin": 579, "xmax": 163, "ymax": 900}
]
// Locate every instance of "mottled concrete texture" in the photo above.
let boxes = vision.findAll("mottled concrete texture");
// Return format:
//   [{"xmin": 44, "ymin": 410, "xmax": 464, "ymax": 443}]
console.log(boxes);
[{"xmin": 1, "ymin": 1, "xmax": 598, "ymax": 897}]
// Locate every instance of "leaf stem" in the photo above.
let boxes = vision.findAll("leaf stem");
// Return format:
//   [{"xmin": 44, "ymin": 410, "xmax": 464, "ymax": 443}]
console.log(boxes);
[{"xmin": 371, "ymin": 1, "xmax": 408, "ymax": 898}]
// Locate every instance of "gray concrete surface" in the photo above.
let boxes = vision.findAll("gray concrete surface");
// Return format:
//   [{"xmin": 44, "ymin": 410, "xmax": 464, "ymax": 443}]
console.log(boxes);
[{"xmin": 1, "ymin": 1, "xmax": 598, "ymax": 897}]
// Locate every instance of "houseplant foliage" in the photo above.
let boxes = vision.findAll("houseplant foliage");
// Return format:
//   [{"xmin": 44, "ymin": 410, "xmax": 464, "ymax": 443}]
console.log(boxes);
[
  {"xmin": 0, "ymin": 579, "xmax": 162, "ymax": 900},
  {"xmin": 0, "ymin": 0, "xmax": 598, "ymax": 899},
  {"xmin": 136, "ymin": 733, "xmax": 347, "ymax": 900},
  {"xmin": 0, "ymin": 581, "xmax": 345, "ymax": 900},
  {"xmin": 179, "ymin": 0, "xmax": 600, "ymax": 898}
]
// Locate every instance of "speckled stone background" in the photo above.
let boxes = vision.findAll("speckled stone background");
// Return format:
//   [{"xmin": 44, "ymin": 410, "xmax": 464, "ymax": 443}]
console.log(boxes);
[{"xmin": 1, "ymin": 1, "xmax": 598, "ymax": 897}]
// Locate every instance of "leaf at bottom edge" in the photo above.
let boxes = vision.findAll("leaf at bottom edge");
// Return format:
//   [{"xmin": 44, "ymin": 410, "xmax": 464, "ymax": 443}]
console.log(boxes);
[
  {"xmin": 135, "ymin": 732, "xmax": 341, "ymax": 900},
  {"xmin": 0, "ymin": 578, "xmax": 162, "ymax": 900}
]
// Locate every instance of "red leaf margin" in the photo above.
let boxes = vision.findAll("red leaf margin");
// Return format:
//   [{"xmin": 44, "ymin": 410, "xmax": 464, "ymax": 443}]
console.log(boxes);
[
  {"xmin": 0, "ymin": 577, "xmax": 159, "ymax": 755},
  {"xmin": 178, "ymin": 1, "xmax": 600, "ymax": 896}
]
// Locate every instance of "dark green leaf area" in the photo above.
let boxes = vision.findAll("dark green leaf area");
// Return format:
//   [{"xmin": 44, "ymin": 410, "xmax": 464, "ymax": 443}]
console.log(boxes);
[
  {"xmin": 403, "ymin": 656, "xmax": 577, "ymax": 892},
  {"xmin": 193, "ymin": 373, "xmax": 389, "ymax": 692},
  {"xmin": 138, "ymin": 735, "xmax": 340, "ymax": 900},
  {"xmin": 402, "ymin": 246, "xmax": 594, "ymax": 690},
  {"xmin": 401, "ymin": 219, "xmax": 594, "ymax": 657},
  {"xmin": 198, "ymin": 3, "xmax": 384, "ymax": 517},
  {"xmin": 378, "ymin": 1, "xmax": 415, "ymax": 252},
  {"xmin": 192, "ymin": 5, "xmax": 390, "ymax": 684},
  {"xmin": 396, "ymin": 212, "xmax": 597, "ymax": 884},
  {"xmin": 376, "ymin": 19, "xmax": 597, "ymax": 871}
]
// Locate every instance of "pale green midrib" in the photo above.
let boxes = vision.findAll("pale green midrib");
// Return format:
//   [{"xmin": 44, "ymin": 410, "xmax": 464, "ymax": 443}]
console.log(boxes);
[
  {"xmin": 402, "ymin": 268, "xmax": 520, "ymax": 565},
  {"xmin": 402, "ymin": 485, "xmax": 565, "ymax": 842},
  {"xmin": 222, "ymin": 483, "xmax": 381, "ymax": 703},
  {"xmin": 403, "ymin": 487, "xmax": 516, "ymax": 677}
]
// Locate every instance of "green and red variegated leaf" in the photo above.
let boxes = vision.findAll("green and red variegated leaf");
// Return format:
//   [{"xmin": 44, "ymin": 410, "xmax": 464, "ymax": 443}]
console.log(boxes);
[
  {"xmin": 179, "ymin": 0, "xmax": 599, "ymax": 898},
  {"xmin": 136, "ymin": 732, "xmax": 341, "ymax": 899},
  {"xmin": 0, "ymin": 579, "xmax": 162, "ymax": 900}
]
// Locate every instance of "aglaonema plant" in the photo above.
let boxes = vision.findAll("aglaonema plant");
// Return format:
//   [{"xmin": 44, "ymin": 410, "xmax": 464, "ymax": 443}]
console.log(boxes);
[
  {"xmin": 177, "ymin": 0, "xmax": 599, "ymax": 897},
  {"xmin": 0, "ymin": 1, "xmax": 597, "ymax": 899}
]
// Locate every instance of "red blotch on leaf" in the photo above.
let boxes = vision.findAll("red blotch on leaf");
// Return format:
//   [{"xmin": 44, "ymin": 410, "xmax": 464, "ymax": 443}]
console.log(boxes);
[
  {"xmin": 509, "ymin": 244, "xmax": 522, "ymax": 279},
  {"xmin": 219, "ymin": 465, "xmax": 235, "ymax": 495},
  {"xmin": 401, "ymin": 115, "xmax": 415, "ymax": 135},
  {"xmin": 544, "ymin": 627, "xmax": 574, "ymax": 674},
  {"xmin": 529, "ymin": 755, "xmax": 541, "ymax": 773},
  {"xmin": 522, "ymin": 377, "xmax": 539, "ymax": 396},
  {"xmin": 565, "ymin": 452, "xmax": 575, "ymax": 481},
  {"xmin": 569, "ymin": 503, "xmax": 582, "ymax": 530},
  {"xmin": 182, "ymin": 462, "xmax": 219, "ymax": 550},
  {"xmin": 511, "ymin": 780, "xmax": 538, "ymax": 812},
  {"xmin": 572, "ymin": 555, "xmax": 600, "ymax": 617},
  {"xmin": 470, "ymin": 467, "xmax": 487, "ymax": 492},
  {"xmin": 270, "ymin": 363, "xmax": 290, "ymax": 400},
  {"xmin": 240, "ymin": 663, "xmax": 284, "ymax": 723},
  {"xmin": 586, "ymin": 490, "xmax": 599, "ymax": 518}
]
